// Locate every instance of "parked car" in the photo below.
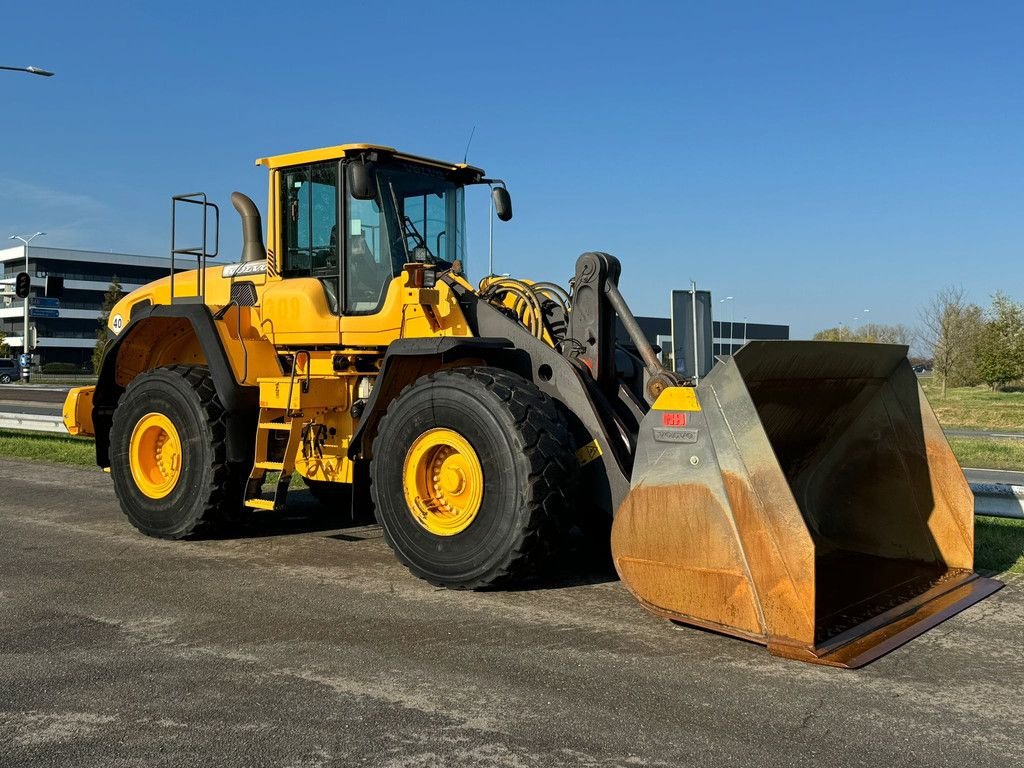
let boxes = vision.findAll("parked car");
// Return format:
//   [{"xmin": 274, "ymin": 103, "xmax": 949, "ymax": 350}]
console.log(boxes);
[{"xmin": 0, "ymin": 358, "xmax": 19, "ymax": 384}]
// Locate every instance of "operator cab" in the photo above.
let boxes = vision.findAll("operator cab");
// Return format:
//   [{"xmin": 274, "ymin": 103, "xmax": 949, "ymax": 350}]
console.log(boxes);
[{"xmin": 256, "ymin": 144, "xmax": 504, "ymax": 316}]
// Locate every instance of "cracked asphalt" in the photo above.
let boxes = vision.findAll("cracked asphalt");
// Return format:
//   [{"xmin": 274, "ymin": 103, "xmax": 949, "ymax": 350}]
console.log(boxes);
[{"xmin": 1, "ymin": 458, "xmax": 1022, "ymax": 767}]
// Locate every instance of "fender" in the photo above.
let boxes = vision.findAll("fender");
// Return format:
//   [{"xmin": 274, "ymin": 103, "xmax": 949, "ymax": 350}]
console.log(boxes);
[
  {"xmin": 348, "ymin": 337, "xmax": 517, "ymax": 460},
  {"xmin": 92, "ymin": 303, "xmax": 260, "ymax": 467}
]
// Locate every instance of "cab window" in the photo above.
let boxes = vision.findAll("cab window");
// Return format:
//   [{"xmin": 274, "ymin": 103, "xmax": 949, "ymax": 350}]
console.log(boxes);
[
  {"xmin": 345, "ymin": 185, "xmax": 394, "ymax": 313},
  {"xmin": 281, "ymin": 162, "xmax": 338, "ymax": 278}
]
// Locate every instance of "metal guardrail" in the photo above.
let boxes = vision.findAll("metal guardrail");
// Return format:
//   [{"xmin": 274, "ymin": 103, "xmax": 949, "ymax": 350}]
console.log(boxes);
[
  {"xmin": 0, "ymin": 412, "xmax": 67, "ymax": 433},
  {"xmin": 1, "ymin": 412, "xmax": 1022, "ymax": 520},
  {"xmin": 972, "ymin": 483, "xmax": 1024, "ymax": 520}
]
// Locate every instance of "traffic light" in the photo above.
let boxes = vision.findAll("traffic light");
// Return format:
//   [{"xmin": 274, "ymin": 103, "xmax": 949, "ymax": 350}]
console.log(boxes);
[
  {"xmin": 45, "ymin": 275, "xmax": 64, "ymax": 298},
  {"xmin": 14, "ymin": 271, "xmax": 30, "ymax": 298}
]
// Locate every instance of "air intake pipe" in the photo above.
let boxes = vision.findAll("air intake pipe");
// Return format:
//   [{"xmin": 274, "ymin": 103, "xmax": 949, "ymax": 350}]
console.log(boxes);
[{"xmin": 231, "ymin": 192, "xmax": 266, "ymax": 263}]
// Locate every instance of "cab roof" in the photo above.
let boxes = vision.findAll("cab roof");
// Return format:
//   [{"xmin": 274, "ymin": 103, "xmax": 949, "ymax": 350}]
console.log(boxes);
[{"xmin": 255, "ymin": 143, "xmax": 485, "ymax": 178}]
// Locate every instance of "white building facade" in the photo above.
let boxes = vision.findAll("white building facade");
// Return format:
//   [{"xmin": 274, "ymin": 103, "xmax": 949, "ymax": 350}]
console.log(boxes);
[{"xmin": 0, "ymin": 245, "xmax": 177, "ymax": 367}]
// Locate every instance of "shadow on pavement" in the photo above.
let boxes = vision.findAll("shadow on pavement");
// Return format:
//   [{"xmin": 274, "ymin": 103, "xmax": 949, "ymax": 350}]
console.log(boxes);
[
  {"xmin": 217, "ymin": 490, "xmax": 377, "ymax": 540},
  {"xmin": 212, "ymin": 490, "xmax": 620, "ymax": 589}
]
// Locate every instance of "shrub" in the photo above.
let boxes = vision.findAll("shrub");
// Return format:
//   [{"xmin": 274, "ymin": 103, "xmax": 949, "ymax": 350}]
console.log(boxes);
[{"xmin": 41, "ymin": 362, "xmax": 81, "ymax": 375}]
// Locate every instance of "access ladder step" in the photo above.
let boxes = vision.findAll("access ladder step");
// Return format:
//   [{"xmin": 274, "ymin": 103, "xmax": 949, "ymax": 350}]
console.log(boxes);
[
  {"xmin": 258, "ymin": 422, "xmax": 292, "ymax": 431},
  {"xmin": 244, "ymin": 498, "xmax": 277, "ymax": 511},
  {"xmin": 254, "ymin": 460, "xmax": 286, "ymax": 470}
]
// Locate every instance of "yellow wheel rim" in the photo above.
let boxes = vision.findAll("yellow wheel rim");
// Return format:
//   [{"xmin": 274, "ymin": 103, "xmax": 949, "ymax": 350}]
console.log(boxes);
[
  {"xmin": 403, "ymin": 428, "xmax": 484, "ymax": 536},
  {"xmin": 129, "ymin": 412, "xmax": 182, "ymax": 499}
]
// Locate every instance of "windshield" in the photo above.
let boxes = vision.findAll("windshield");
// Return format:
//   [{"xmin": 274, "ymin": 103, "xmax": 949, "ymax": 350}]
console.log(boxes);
[{"xmin": 377, "ymin": 164, "xmax": 466, "ymax": 270}]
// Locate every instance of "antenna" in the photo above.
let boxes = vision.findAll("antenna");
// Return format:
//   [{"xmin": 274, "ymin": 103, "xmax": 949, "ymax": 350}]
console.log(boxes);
[{"xmin": 463, "ymin": 125, "xmax": 476, "ymax": 164}]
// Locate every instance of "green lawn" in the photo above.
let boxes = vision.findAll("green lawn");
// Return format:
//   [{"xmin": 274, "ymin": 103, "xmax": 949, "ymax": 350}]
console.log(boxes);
[
  {"xmin": 947, "ymin": 436, "xmax": 1024, "ymax": 471},
  {"xmin": 975, "ymin": 517, "xmax": 1024, "ymax": 574},
  {"xmin": 0, "ymin": 429, "xmax": 95, "ymax": 465},
  {"xmin": 921, "ymin": 376, "xmax": 1024, "ymax": 431}
]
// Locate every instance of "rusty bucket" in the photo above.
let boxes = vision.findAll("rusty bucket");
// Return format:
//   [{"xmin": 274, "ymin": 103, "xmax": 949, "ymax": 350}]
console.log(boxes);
[{"xmin": 611, "ymin": 341, "xmax": 1002, "ymax": 667}]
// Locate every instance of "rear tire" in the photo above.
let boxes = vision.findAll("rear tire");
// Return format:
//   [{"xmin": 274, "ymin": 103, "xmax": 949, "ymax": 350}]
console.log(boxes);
[
  {"xmin": 0, "ymin": 374, "xmax": 11, "ymax": 384},
  {"xmin": 109, "ymin": 365, "xmax": 246, "ymax": 539},
  {"xmin": 371, "ymin": 367, "xmax": 576, "ymax": 589}
]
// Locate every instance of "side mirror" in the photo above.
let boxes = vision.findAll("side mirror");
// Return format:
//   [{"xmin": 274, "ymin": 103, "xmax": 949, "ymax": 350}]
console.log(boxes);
[
  {"xmin": 347, "ymin": 162, "xmax": 377, "ymax": 200},
  {"xmin": 492, "ymin": 186, "xmax": 512, "ymax": 221}
]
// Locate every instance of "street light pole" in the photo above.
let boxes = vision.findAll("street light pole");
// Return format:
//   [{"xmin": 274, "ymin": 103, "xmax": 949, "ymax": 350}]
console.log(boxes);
[
  {"xmin": 9, "ymin": 232, "xmax": 45, "ymax": 381},
  {"xmin": 719, "ymin": 296, "xmax": 734, "ymax": 353},
  {"xmin": 0, "ymin": 65, "xmax": 55, "ymax": 77}
]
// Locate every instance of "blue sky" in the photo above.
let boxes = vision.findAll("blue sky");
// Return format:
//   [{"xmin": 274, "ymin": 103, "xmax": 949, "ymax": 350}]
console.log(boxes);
[{"xmin": 2, "ymin": 1, "xmax": 1021, "ymax": 339}]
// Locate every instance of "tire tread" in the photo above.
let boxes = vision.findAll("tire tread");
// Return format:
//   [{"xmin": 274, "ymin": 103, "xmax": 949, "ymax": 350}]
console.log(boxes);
[
  {"xmin": 371, "ymin": 366, "xmax": 576, "ymax": 589},
  {"xmin": 111, "ymin": 365, "xmax": 234, "ymax": 539}
]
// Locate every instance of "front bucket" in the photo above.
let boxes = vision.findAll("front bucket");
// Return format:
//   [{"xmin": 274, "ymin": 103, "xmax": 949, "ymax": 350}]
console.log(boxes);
[{"xmin": 611, "ymin": 341, "xmax": 1002, "ymax": 667}]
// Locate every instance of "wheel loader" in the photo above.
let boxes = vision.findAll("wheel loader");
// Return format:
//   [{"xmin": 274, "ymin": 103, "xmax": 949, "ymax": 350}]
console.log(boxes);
[{"xmin": 63, "ymin": 142, "xmax": 1001, "ymax": 667}]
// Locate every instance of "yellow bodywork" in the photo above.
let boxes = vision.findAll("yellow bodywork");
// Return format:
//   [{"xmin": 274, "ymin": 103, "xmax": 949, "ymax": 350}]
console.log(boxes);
[
  {"xmin": 98, "ymin": 267, "xmax": 479, "ymax": 485},
  {"xmin": 254, "ymin": 142, "xmax": 482, "ymax": 175},
  {"xmin": 63, "ymin": 385, "xmax": 95, "ymax": 437},
  {"xmin": 84, "ymin": 143, "xmax": 501, "ymax": 488}
]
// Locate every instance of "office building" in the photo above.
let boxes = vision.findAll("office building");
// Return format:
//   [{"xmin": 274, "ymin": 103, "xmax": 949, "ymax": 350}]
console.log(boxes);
[{"xmin": 0, "ymin": 245, "xmax": 179, "ymax": 367}]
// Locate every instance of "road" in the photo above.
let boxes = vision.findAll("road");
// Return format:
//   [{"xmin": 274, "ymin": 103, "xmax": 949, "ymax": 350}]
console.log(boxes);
[
  {"xmin": 0, "ymin": 386, "xmax": 67, "ymax": 417},
  {"xmin": 1, "ymin": 459, "xmax": 1022, "ymax": 767},
  {"xmin": 965, "ymin": 467, "xmax": 1024, "ymax": 485}
]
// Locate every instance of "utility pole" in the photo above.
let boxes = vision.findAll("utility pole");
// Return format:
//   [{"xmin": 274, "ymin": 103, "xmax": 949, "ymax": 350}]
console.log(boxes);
[
  {"xmin": 9, "ymin": 232, "xmax": 45, "ymax": 381},
  {"xmin": 690, "ymin": 281, "xmax": 700, "ymax": 384},
  {"xmin": 719, "ymin": 296, "xmax": 735, "ymax": 353}
]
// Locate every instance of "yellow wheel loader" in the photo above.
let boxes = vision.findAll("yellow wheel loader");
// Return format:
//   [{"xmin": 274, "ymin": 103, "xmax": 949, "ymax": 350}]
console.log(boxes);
[{"xmin": 63, "ymin": 143, "xmax": 1001, "ymax": 667}]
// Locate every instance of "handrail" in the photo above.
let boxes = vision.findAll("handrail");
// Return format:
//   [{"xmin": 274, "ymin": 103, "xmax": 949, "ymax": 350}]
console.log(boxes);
[
  {"xmin": 170, "ymin": 193, "xmax": 219, "ymax": 304},
  {"xmin": 285, "ymin": 350, "xmax": 311, "ymax": 417}
]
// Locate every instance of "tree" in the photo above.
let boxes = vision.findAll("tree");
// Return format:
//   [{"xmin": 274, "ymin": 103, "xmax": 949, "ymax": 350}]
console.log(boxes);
[
  {"xmin": 92, "ymin": 276, "xmax": 125, "ymax": 373},
  {"xmin": 918, "ymin": 286, "xmax": 984, "ymax": 396},
  {"xmin": 812, "ymin": 323, "xmax": 912, "ymax": 345},
  {"xmin": 813, "ymin": 326, "xmax": 845, "ymax": 342},
  {"xmin": 0, "ymin": 329, "xmax": 8, "ymax": 358},
  {"xmin": 857, "ymin": 322, "xmax": 912, "ymax": 345},
  {"xmin": 975, "ymin": 292, "xmax": 1024, "ymax": 390}
]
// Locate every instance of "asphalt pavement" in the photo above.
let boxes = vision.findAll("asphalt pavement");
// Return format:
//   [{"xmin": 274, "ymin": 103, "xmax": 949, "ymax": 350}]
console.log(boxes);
[
  {"xmin": 1, "ymin": 458, "xmax": 1022, "ymax": 767},
  {"xmin": 0, "ymin": 386, "xmax": 67, "ymax": 417},
  {"xmin": 964, "ymin": 467, "xmax": 1024, "ymax": 485}
]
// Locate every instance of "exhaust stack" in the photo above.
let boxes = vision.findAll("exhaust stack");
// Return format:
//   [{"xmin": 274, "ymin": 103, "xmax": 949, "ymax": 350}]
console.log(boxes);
[{"xmin": 230, "ymin": 192, "xmax": 265, "ymax": 263}]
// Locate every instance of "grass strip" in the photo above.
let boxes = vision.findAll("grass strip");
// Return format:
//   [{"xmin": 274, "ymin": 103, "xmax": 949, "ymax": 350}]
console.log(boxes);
[
  {"xmin": 921, "ymin": 376, "xmax": 1024, "ymax": 431},
  {"xmin": 0, "ymin": 428, "xmax": 95, "ymax": 465},
  {"xmin": 947, "ymin": 437, "xmax": 1024, "ymax": 472},
  {"xmin": 976, "ymin": 517, "xmax": 1024, "ymax": 574}
]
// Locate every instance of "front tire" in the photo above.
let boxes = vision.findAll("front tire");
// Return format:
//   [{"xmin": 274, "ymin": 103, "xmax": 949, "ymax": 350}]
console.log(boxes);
[
  {"xmin": 109, "ymin": 365, "xmax": 245, "ymax": 539},
  {"xmin": 371, "ymin": 367, "xmax": 576, "ymax": 589}
]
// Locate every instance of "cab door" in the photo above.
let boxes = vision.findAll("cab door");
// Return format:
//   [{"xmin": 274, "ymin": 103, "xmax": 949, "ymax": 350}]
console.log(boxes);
[
  {"xmin": 339, "ymin": 163, "xmax": 407, "ymax": 346},
  {"xmin": 261, "ymin": 161, "xmax": 343, "ymax": 346}
]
